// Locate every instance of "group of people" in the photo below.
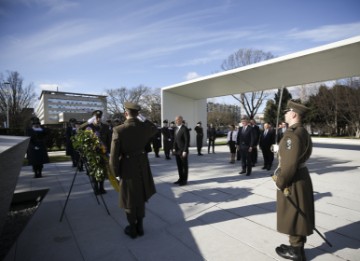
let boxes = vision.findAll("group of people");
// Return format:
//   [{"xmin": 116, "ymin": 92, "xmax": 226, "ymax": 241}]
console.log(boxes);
[
  {"xmin": 225, "ymin": 117, "xmax": 278, "ymax": 176},
  {"xmin": 26, "ymin": 100, "xmax": 314, "ymax": 261}
]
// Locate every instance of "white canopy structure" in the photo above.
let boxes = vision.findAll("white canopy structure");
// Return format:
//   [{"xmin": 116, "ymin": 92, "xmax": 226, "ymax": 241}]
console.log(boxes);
[{"xmin": 161, "ymin": 36, "xmax": 360, "ymax": 145}]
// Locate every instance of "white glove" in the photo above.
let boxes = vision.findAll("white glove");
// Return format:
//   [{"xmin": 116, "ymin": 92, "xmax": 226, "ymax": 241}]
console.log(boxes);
[
  {"xmin": 87, "ymin": 116, "xmax": 96, "ymax": 124},
  {"xmin": 137, "ymin": 114, "xmax": 146, "ymax": 122}
]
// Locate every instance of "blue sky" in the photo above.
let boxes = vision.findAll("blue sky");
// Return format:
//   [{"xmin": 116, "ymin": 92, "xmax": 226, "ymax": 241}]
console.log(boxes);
[{"xmin": 1, "ymin": 0, "xmax": 360, "ymax": 102}]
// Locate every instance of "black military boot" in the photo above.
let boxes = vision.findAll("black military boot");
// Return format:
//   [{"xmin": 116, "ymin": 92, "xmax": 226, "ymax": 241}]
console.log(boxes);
[
  {"xmin": 276, "ymin": 245, "xmax": 305, "ymax": 261},
  {"xmin": 136, "ymin": 218, "xmax": 144, "ymax": 236},
  {"xmin": 124, "ymin": 224, "xmax": 137, "ymax": 239}
]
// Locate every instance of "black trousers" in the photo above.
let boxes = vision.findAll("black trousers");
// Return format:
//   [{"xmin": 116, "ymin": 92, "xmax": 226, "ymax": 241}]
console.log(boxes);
[
  {"xmin": 262, "ymin": 146, "xmax": 274, "ymax": 167},
  {"xmin": 163, "ymin": 140, "xmax": 172, "ymax": 157},
  {"xmin": 240, "ymin": 146, "xmax": 252, "ymax": 174},
  {"xmin": 175, "ymin": 154, "xmax": 188, "ymax": 182},
  {"xmin": 196, "ymin": 135, "xmax": 203, "ymax": 154},
  {"xmin": 208, "ymin": 139, "xmax": 215, "ymax": 152},
  {"xmin": 251, "ymin": 146, "xmax": 258, "ymax": 164}
]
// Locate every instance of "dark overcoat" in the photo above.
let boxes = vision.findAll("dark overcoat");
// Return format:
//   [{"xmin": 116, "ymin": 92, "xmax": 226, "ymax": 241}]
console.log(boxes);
[
  {"xmin": 26, "ymin": 127, "xmax": 49, "ymax": 165},
  {"xmin": 276, "ymin": 123, "xmax": 314, "ymax": 236},
  {"xmin": 109, "ymin": 118, "xmax": 157, "ymax": 209}
]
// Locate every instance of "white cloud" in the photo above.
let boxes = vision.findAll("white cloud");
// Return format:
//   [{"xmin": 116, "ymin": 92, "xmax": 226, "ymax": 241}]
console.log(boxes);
[
  {"xmin": 185, "ymin": 72, "xmax": 201, "ymax": 81},
  {"xmin": 287, "ymin": 22, "xmax": 360, "ymax": 42}
]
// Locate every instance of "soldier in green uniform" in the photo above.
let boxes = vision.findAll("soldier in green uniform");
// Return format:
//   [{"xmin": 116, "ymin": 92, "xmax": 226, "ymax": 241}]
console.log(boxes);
[
  {"xmin": 273, "ymin": 100, "xmax": 314, "ymax": 261},
  {"xmin": 109, "ymin": 102, "xmax": 158, "ymax": 239}
]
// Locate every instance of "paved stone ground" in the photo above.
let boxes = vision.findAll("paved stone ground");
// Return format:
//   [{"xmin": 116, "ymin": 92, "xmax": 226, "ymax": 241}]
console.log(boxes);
[{"xmin": 4, "ymin": 138, "xmax": 360, "ymax": 261}]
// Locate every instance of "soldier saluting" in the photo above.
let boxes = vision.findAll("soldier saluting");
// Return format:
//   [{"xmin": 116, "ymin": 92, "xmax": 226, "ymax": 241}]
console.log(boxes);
[{"xmin": 273, "ymin": 100, "xmax": 314, "ymax": 261}]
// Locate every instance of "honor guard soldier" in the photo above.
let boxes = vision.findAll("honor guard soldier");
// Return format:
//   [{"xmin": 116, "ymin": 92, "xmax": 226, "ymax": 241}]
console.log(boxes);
[
  {"xmin": 26, "ymin": 117, "xmax": 49, "ymax": 178},
  {"xmin": 194, "ymin": 121, "xmax": 204, "ymax": 155},
  {"xmin": 151, "ymin": 121, "xmax": 162, "ymax": 157},
  {"xmin": 161, "ymin": 119, "xmax": 172, "ymax": 159},
  {"xmin": 273, "ymin": 100, "xmax": 314, "ymax": 261},
  {"xmin": 109, "ymin": 102, "xmax": 157, "ymax": 239},
  {"xmin": 82, "ymin": 110, "xmax": 112, "ymax": 194}
]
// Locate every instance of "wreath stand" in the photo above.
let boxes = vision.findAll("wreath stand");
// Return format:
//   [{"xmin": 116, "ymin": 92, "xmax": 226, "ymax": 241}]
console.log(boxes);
[{"xmin": 59, "ymin": 153, "xmax": 111, "ymax": 222}]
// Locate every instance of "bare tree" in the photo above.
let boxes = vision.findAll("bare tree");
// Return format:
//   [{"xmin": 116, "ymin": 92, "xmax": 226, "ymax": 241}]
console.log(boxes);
[
  {"xmin": 142, "ymin": 88, "xmax": 161, "ymax": 122},
  {"xmin": 0, "ymin": 71, "xmax": 37, "ymax": 128},
  {"xmin": 106, "ymin": 85, "xmax": 151, "ymax": 115},
  {"xmin": 105, "ymin": 85, "xmax": 162, "ymax": 121},
  {"xmin": 221, "ymin": 48, "xmax": 275, "ymax": 118}
]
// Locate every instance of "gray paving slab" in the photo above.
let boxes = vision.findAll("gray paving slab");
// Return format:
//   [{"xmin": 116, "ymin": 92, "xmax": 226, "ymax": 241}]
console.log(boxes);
[{"xmin": 3, "ymin": 138, "xmax": 360, "ymax": 261}]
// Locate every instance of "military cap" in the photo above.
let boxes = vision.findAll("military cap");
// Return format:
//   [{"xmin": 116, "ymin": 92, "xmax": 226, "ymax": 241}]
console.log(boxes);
[
  {"xmin": 163, "ymin": 119, "xmax": 168, "ymax": 123},
  {"xmin": 92, "ymin": 110, "xmax": 103, "ymax": 117},
  {"xmin": 114, "ymin": 118, "xmax": 120, "ymax": 122},
  {"xmin": 170, "ymin": 121, "xmax": 175, "ymax": 124},
  {"xmin": 124, "ymin": 102, "xmax": 141, "ymax": 111},
  {"xmin": 197, "ymin": 121, "xmax": 201, "ymax": 125},
  {"xmin": 285, "ymin": 100, "xmax": 309, "ymax": 116}
]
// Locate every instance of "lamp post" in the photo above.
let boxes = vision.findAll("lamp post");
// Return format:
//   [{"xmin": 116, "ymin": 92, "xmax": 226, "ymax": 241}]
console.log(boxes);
[{"xmin": 2, "ymin": 82, "xmax": 10, "ymax": 128}]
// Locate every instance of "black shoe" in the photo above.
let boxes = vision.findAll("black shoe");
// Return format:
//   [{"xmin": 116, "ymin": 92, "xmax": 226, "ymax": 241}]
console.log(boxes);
[
  {"xmin": 198, "ymin": 153, "xmax": 203, "ymax": 156},
  {"xmin": 262, "ymin": 166, "xmax": 267, "ymax": 169},
  {"xmin": 275, "ymin": 245, "xmax": 304, "ymax": 261},
  {"xmin": 246, "ymin": 172, "xmax": 251, "ymax": 176},
  {"xmin": 173, "ymin": 180, "xmax": 181, "ymax": 184},
  {"xmin": 239, "ymin": 170, "xmax": 246, "ymax": 174},
  {"xmin": 124, "ymin": 225, "xmax": 137, "ymax": 239},
  {"xmin": 99, "ymin": 188, "xmax": 107, "ymax": 194},
  {"xmin": 179, "ymin": 181, "xmax": 187, "ymax": 186}
]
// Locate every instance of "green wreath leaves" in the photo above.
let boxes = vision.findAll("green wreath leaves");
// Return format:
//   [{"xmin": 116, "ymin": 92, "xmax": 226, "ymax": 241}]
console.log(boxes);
[{"xmin": 71, "ymin": 130, "xmax": 107, "ymax": 181}]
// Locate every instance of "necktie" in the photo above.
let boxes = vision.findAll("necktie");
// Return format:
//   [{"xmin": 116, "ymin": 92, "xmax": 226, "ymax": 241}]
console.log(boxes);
[
  {"xmin": 230, "ymin": 131, "xmax": 233, "ymax": 141},
  {"xmin": 264, "ymin": 130, "xmax": 268, "ymax": 136}
]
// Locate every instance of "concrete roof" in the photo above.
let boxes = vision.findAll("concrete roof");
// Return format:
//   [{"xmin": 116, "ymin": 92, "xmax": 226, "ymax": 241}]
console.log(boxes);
[{"xmin": 162, "ymin": 35, "xmax": 360, "ymax": 99}]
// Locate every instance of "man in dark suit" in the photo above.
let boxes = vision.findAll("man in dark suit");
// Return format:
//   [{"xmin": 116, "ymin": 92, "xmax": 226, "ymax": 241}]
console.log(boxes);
[
  {"xmin": 109, "ymin": 102, "xmax": 158, "ymax": 239},
  {"xmin": 250, "ymin": 119, "xmax": 260, "ymax": 166},
  {"xmin": 172, "ymin": 115, "xmax": 190, "ymax": 186},
  {"xmin": 236, "ymin": 116, "xmax": 255, "ymax": 176},
  {"xmin": 259, "ymin": 122, "xmax": 276, "ymax": 170}
]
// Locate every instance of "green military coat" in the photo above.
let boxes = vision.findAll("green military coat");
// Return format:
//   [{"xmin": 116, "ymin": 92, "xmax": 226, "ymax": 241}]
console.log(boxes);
[
  {"xmin": 109, "ymin": 117, "xmax": 157, "ymax": 209},
  {"xmin": 276, "ymin": 123, "xmax": 314, "ymax": 236}
]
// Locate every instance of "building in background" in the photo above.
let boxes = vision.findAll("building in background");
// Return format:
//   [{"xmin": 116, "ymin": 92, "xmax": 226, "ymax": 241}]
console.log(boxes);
[{"xmin": 35, "ymin": 90, "xmax": 107, "ymax": 125}]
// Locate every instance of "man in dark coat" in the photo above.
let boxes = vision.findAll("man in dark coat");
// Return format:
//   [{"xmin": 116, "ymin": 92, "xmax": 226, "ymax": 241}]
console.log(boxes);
[
  {"xmin": 109, "ymin": 102, "xmax": 157, "ymax": 239},
  {"xmin": 194, "ymin": 121, "xmax": 204, "ymax": 156},
  {"xmin": 236, "ymin": 116, "xmax": 255, "ymax": 176},
  {"xmin": 172, "ymin": 115, "xmax": 190, "ymax": 186},
  {"xmin": 161, "ymin": 120, "xmax": 172, "ymax": 159},
  {"xmin": 259, "ymin": 122, "xmax": 276, "ymax": 170},
  {"xmin": 273, "ymin": 100, "xmax": 314, "ymax": 261},
  {"xmin": 26, "ymin": 117, "xmax": 49, "ymax": 178}
]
